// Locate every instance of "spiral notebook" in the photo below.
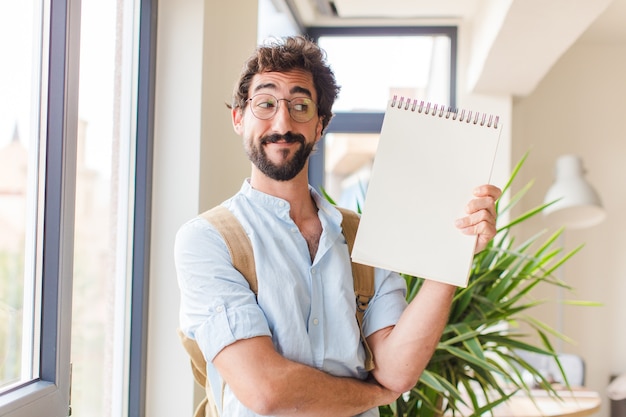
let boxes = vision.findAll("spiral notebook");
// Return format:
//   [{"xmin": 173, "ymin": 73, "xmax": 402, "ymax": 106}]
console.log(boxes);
[{"xmin": 351, "ymin": 96, "xmax": 502, "ymax": 287}]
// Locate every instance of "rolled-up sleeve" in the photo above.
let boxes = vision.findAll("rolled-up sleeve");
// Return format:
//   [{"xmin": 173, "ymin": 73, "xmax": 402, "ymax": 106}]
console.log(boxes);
[
  {"xmin": 362, "ymin": 268, "xmax": 408, "ymax": 338},
  {"xmin": 174, "ymin": 216, "xmax": 272, "ymax": 362}
]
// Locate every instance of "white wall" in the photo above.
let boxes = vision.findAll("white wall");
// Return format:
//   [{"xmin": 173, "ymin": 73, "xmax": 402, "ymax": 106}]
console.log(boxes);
[
  {"xmin": 457, "ymin": 18, "xmax": 513, "ymax": 199},
  {"xmin": 148, "ymin": 0, "xmax": 204, "ymax": 415},
  {"xmin": 198, "ymin": 3, "xmax": 258, "ymax": 210},
  {"xmin": 147, "ymin": 0, "xmax": 257, "ymax": 415},
  {"xmin": 513, "ymin": 41, "xmax": 626, "ymax": 417}
]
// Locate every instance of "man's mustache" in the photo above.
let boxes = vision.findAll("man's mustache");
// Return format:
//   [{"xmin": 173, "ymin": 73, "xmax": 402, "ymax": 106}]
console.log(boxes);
[{"xmin": 261, "ymin": 132, "xmax": 305, "ymax": 145}]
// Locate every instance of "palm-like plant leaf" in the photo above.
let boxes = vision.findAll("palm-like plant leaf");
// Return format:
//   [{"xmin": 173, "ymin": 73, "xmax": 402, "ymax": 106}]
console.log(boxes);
[{"xmin": 379, "ymin": 153, "xmax": 596, "ymax": 416}]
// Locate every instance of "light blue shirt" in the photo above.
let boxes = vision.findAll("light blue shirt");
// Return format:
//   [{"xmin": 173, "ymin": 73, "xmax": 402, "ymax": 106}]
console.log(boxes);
[{"xmin": 175, "ymin": 180, "xmax": 408, "ymax": 416}]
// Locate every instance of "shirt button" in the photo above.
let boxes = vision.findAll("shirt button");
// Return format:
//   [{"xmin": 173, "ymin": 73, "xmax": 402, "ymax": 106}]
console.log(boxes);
[
  {"xmin": 278, "ymin": 201, "xmax": 285, "ymax": 207},
  {"xmin": 313, "ymin": 318, "xmax": 319, "ymax": 326},
  {"xmin": 311, "ymin": 267, "xmax": 316, "ymax": 274},
  {"xmin": 215, "ymin": 305, "xmax": 224, "ymax": 313}
]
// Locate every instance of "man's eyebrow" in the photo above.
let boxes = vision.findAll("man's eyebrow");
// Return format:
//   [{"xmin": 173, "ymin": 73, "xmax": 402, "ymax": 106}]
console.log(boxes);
[
  {"xmin": 251, "ymin": 83, "xmax": 313, "ymax": 98},
  {"xmin": 290, "ymin": 86, "xmax": 313, "ymax": 97},
  {"xmin": 253, "ymin": 82, "xmax": 277, "ymax": 93}
]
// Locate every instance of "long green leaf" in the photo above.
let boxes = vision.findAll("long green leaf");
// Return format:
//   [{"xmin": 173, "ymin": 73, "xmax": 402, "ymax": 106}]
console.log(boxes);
[{"xmin": 318, "ymin": 151, "xmax": 599, "ymax": 417}]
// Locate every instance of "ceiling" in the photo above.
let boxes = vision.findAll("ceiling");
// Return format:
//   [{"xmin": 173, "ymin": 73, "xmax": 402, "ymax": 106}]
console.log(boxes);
[{"xmin": 287, "ymin": 0, "xmax": 626, "ymax": 97}]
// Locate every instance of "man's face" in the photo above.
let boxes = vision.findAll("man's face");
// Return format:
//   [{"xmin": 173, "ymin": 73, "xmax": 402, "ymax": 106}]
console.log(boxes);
[{"xmin": 232, "ymin": 69, "xmax": 324, "ymax": 182}]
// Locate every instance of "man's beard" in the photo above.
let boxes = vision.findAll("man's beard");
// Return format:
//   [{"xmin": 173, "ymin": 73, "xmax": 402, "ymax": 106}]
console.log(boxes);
[{"xmin": 247, "ymin": 132, "xmax": 315, "ymax": 181}]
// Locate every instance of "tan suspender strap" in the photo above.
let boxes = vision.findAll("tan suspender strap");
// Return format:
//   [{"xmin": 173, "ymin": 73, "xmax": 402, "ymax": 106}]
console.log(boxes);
[
  {"xmin": 188, "ymin": 205, "xmax": 375, "ymax": 400},
  {"xmin": 200, "ymin": 205, "xmax": 258, "ymax": 294},
  {"xmin": 336, "ymin": 206, "xmax": 376, "ymax": 371},
  {"xmin": 336, "ymin": 207, "xmax": 375, "ymax": 315},
  {"xmin": 177, "ymin": 328, "xmax": 218, "ymax": 417},
  {"xmin": 194, "ymin": 205, "xmax": 258, "ymax": 417},
  {"xmin": 180, "ymin": 205, "xmax": 377, "ymax": 416}
]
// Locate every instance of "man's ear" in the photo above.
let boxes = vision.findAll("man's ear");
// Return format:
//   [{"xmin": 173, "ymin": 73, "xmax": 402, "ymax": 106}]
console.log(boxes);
[
  {"xmin": 232, "ymin": 107, "xmax": 244, "ymax": 134},
  {"xmin": 315, "ymin": 116, "xmax": 324, "ymax": 142}
]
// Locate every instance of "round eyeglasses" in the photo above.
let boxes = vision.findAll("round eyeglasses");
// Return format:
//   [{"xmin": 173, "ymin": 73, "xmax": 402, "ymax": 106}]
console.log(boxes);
[{"xmin": 247, "ymin": 94, "xmax": 317, "ymax": 123}]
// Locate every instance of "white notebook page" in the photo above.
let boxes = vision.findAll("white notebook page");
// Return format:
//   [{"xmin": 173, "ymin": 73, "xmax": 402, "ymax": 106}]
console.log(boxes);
[{"xmin": 351, "ymin": 98, "xmax": 502, "ymax": 287}]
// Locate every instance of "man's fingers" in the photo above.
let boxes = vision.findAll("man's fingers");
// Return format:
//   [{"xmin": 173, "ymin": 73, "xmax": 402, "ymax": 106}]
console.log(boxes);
[{"xmin": 473, "ymin": 184, "xmax": 502, "ymax": 200}]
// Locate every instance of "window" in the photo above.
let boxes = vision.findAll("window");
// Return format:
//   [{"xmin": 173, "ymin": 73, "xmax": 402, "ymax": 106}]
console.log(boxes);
[
  {"xmin": 70, "ymin": 0, "xmax": 142, "ymax": 415},
  {"xmin": 0, "ymin": 0, "xmax": 156, "ymax": 415},
  {"xmin": 0, "ymin": 0, "xmax": 47, "ymax": 396},
  {"xmin": 0, "ymin": 1, "xmax": 79, "ymax": 415},
  {"xmin": 307, "ymin": 27, "xmax": 456, "ymax": 207},
  {"xmin": 318, "ymin": 34, "xmax": 452, "ymax": 113}
]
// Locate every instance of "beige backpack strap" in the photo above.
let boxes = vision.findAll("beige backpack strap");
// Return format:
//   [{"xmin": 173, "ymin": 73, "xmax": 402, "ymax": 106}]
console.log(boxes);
[
  {"xmin": 179, "ymin": 205, "xmax": 258, "ymax": 417},
  {"xmin": 336, "ymin": 206, "xmax": 376, "ymax": 371},
  {"xmin": 177, "ymin": 329, "xmax": 218, "ymax": 417},
  {"xmin": 179, "ymin": 205, "xmax": 375, "ymax": 417},
  {"xmin": 201, "ymin": 205, "xmax": 258, "ymax": 293}
]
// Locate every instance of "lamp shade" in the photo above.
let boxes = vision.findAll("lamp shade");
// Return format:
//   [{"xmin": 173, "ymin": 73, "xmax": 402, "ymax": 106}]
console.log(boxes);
[{"xmin": 543, "ymin": 154, "xmax": 605, "ymax": 229}]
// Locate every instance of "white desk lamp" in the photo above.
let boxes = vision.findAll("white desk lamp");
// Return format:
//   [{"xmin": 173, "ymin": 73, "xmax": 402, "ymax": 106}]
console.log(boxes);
[
  {"xmin": 543, "ymin": 154, "xmax": 605, "ymax": 355},
  {"xmin": 543, "ymin": 154, "xmax": 606, "ymax": 229}
]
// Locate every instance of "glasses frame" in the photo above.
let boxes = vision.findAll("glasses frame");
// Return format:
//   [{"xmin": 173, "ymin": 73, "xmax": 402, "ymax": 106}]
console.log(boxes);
[{"xmin": 246, "ymin": 93, "xmax": 318, "ymax": 123}]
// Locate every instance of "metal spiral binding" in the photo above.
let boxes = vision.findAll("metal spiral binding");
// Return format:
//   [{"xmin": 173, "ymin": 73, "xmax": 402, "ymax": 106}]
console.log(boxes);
[{"xmin": 390, "ymin": 95, "xmax": 499, "ymax": 129}]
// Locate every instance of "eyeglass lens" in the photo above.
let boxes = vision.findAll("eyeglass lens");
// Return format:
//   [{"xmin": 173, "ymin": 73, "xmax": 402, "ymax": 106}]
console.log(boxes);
[{"xmin": 248, "ymin": 94, "xmax": 316, "ymax": 123}]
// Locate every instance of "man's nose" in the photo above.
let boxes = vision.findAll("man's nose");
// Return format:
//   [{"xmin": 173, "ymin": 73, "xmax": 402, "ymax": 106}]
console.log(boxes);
[{"xmin": 270, "ymin": 101, "xmax": 294, "ymax": 129}]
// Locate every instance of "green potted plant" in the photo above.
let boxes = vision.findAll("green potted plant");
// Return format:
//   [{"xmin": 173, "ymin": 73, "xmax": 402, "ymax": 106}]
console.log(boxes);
[
  {"xmin": 376, "ymin": 153, "xmax": 596, "ymax": 417},
  {"xmin": 325, "ymin": 152, "xmax": 594, "ymax": 417}
]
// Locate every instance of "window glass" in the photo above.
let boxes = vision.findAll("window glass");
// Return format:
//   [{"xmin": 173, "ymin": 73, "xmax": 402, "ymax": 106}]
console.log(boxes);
[
  {"xmin": 324, "ymin": 133, "xmax": 379, "ymax": 211},
  {"xmin": 317, "ymin": 35, "xmax": 451, "ymax": 112},
  {"xmin": 70, "ymin": 0, "xmax": 139, "ymax": 415},
  {"xmin": 1, "ymin": 0, "xmax": 144, "ymax": 414},
  {"xmin": 0, "ymin": 0, "xmax": 45, "ymax": 391},
  {"xmin": 315, "ymin": 33, "xmax": 453, "ymax": 206}
]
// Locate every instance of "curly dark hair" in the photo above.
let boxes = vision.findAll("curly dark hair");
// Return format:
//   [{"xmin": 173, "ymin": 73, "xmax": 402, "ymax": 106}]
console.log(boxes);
[{"xmin": 230, "ymin": 36, "xmax": 340, "ymax": 132}]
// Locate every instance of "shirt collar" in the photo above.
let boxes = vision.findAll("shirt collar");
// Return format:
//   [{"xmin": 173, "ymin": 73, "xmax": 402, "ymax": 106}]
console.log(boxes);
[{"xmin": 239, "ymin": 179, "xmax": 343, "ymax": 226}]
